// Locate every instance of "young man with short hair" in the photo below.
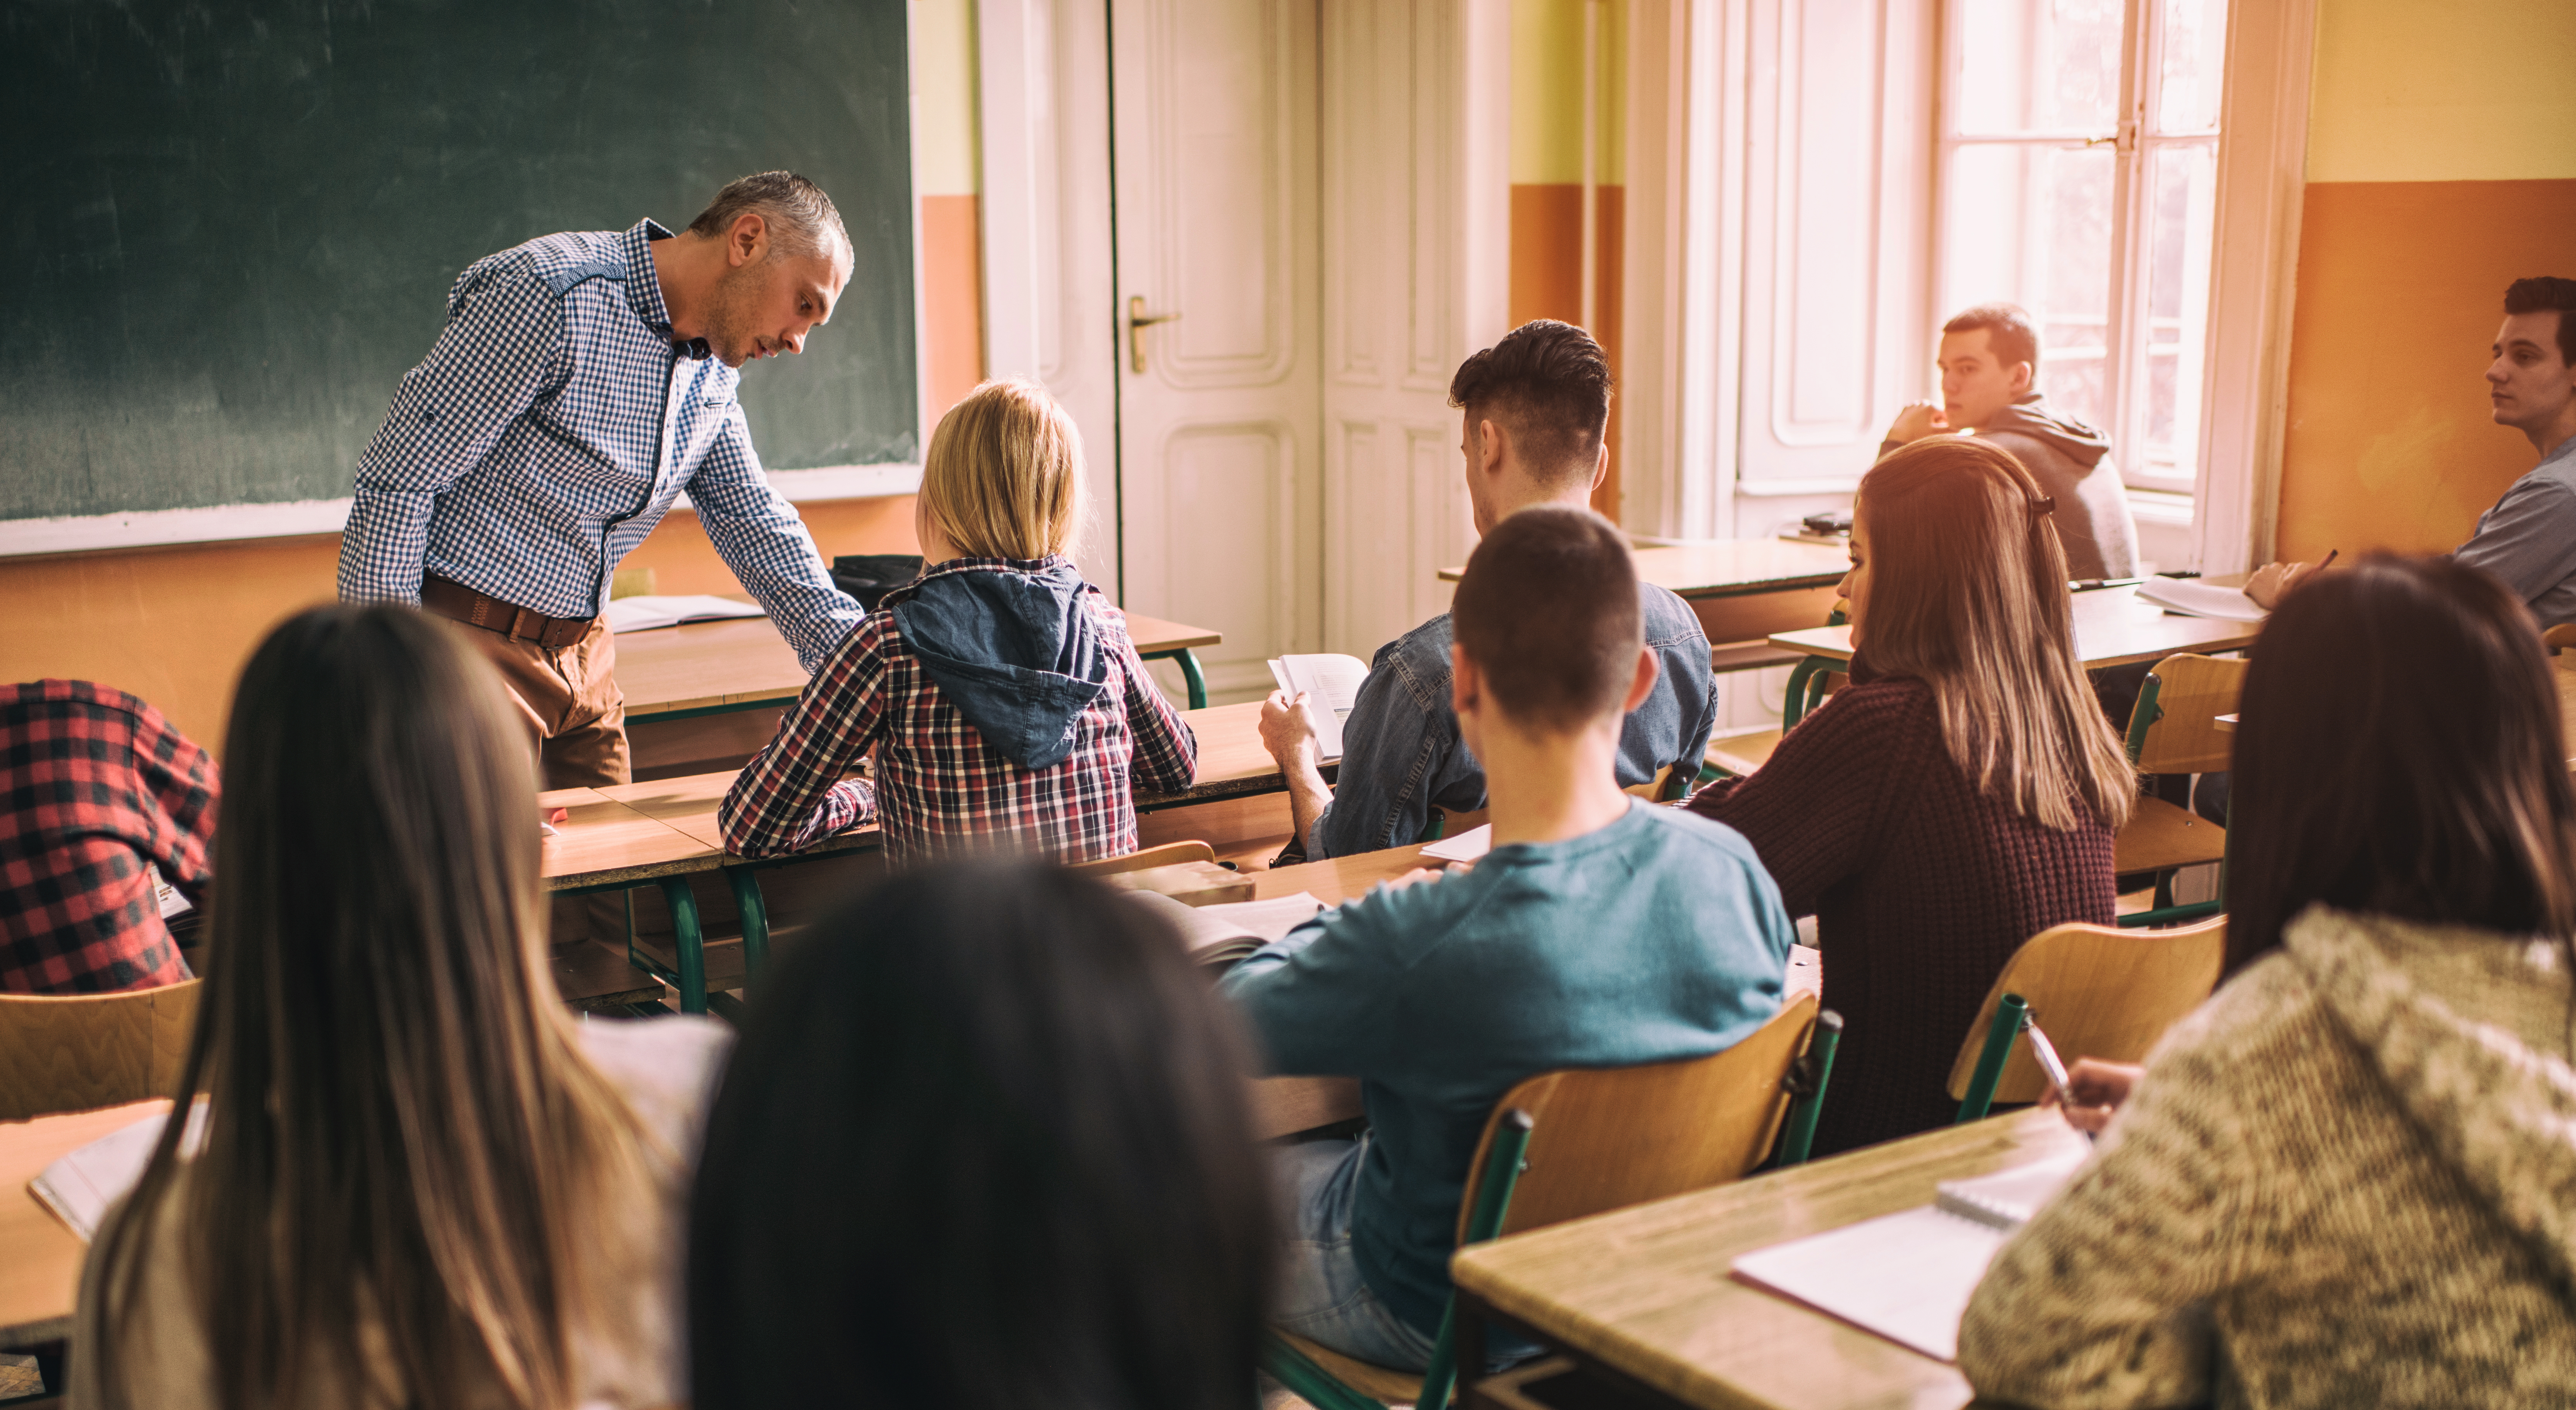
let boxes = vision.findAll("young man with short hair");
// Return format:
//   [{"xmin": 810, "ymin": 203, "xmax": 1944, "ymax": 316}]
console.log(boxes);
[
  {"xmin": 1222, "ymin": 506, "xmax": 1792, "ymax": 1371},
  {"xmin": 1883, "ymin": 302, "xmax": 2139, "ymax": 581},
  {"xmin": 1259, "ymin": 320, "xmax": 1716, "ymax": 861},
  {"xmin": 2250, "ymin": 276, "xmax": 2576, "ymax": 618}
]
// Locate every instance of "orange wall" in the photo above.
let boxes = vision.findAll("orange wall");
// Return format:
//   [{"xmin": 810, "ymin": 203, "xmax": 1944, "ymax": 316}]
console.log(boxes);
[
  {"xmin": 919, "ymin": 193, "xmax": 988, "ymax": 421},
  {"xmin": 2275, "ymin": 180, "xmax": 2576, "ymax": 561},
  {"xmin": 0, "ymin": 497, "xmax": 918, "ymax": 754},
  {"xmin": 1507, "ymin": 184, "xmax": 1626, "ymax": 519}
]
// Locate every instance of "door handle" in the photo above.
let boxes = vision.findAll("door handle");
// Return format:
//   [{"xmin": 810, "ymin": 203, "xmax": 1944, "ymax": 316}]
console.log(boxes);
[{"xmin": 1128, "ymin": 294, "xmax": 1182, "ymax": 374}]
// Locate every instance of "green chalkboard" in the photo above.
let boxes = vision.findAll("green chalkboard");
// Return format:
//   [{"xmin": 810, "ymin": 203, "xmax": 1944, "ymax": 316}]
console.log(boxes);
[{"xmin": 1, "ymin": 0, "xmax": 917, "ymax": 522}]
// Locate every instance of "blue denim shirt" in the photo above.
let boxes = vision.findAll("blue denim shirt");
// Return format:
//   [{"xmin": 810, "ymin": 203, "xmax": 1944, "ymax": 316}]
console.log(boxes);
[{"xmin": 1306, "ymin": 582, "xmax": 1717, "ymax": 858}]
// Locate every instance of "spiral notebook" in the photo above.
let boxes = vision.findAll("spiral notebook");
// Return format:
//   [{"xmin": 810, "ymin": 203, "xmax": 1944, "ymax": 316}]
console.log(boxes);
[{"xmin": 1729, "ymin": 1147, "xmax": 2087, "ymax": 1360}]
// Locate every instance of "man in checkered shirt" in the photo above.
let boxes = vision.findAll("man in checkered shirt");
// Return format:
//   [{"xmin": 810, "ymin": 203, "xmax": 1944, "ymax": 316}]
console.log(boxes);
[{"xmin": 338, "ymin": 171, "xmax": 866, "ymax": 790}]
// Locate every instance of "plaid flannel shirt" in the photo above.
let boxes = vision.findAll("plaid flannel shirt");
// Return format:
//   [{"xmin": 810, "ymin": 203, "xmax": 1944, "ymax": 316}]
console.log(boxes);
[
  {"xmin": 337, "ymin": 218, "xmax": 860, "ymax": 670},
  {"xmin": 2, "ymin": 681, "xmax": 217, "ymax": 994},
  {"xmin": 719, "ymin": 558, "xmax": 1199, "ymax": 868}
]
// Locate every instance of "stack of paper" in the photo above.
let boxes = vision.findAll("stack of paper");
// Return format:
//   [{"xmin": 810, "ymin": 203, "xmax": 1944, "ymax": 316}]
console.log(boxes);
[
  {"xmin": 2136, "ymin": 578, "xmax": 2265, "ymax": 622},
  {"xmin": 1420, "ymin": 824, "xmax": 1492, "ymax": 864},
  {"xmin": 603, "ymin": 595, "xmax": 769, "ymax": 634},
  {"xmin": 1729, "ymin": 1147, "xmax": 2087, "ymax": 1360}
]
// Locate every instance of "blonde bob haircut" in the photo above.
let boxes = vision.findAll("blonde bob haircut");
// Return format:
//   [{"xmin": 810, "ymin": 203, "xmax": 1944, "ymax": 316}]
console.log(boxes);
[
  {"xmin": 1853, "ymin": 438, "xmax": 2135, "ymax": 833},
  {"xmin": 919, "ymin": 378, "xmax": 1089, "ymax": 561}
]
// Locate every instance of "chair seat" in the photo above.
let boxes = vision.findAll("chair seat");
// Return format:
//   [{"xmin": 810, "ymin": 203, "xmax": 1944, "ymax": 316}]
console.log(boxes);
[
  {"xmin": 1272, "ymin": 1331, "xmax": 1423, "ymax": 1405},
  {"xmin": 1706, "ymin": 728, "xmax": 1784, "ymax": 778},
  {"xmin": 2113, "ymin": 795, "xmax": 2225, "ymax": 875}
]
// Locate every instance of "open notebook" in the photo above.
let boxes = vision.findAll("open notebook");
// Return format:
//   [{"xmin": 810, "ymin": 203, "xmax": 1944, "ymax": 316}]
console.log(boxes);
[
  {"xmin": 602, "ymin": 594, "xmax": 768, "ymax": 634},
  {"xmin": 1268, "ymin": 654, "xmax": 1368, "ymax": 762},
  {"xmin": 1729, "ymin": 1147, "xmax": 2087, "ymax": 1361},
  {"xmin": 29, "ymin": 1105, "xmax": 209, "ymax": 1243},
  {"xmin": 2136, "ymin": 577, "xmax": 2266, "ymax": 622},
  {"xmin": 1119, "ymin": 890, "xmax": 1326, "ymax": 968}
]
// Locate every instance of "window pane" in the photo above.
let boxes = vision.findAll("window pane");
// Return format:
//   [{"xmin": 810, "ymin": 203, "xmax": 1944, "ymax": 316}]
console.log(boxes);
[
  {"xmin": 2137, "ymin": 141, "xmax": 2218, "ymax": 481},
  {"xmin": 1954, "ymin": 0, "xmax": 2124, "ymax": 134},
  {"xmin": 1940, "ymin": 143, "xmax": 2117, "ymax": 430},
  {"xmin": 2153, "ymin": 0, "xmax": 2229, "ymax": 133}
]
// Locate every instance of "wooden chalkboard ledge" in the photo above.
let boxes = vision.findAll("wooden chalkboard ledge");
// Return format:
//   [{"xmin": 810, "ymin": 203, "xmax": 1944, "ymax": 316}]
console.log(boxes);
[{"xmin": 0, "ymin": 465, "xmax": 922, "ymax": 559}]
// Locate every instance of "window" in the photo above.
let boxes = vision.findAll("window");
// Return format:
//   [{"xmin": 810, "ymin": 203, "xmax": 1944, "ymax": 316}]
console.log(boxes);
[{"xmin": 1936, "ymin": 0, "xmax": 2228, "ymax": 496}]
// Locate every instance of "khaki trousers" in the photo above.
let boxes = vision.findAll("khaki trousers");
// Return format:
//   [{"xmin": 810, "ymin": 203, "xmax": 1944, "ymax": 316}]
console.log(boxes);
[
  {"xmin": 464, "ymin": 617, "xmax": 632, "ymax": 790},
  {"xmin": 458, "ymin": 618, "xmax": 632, "ymax": 949}
]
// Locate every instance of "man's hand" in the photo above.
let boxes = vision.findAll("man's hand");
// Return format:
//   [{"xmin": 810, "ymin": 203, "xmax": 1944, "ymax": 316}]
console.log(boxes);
[
  {"xmin": 1885, "ymin": 401, "xmax": 1949, "ymax": 446},
  {"xmin": 2039, "ymin": 1058, "xmax": 2145, "ymax": 1135},
  {"xmin": 2244, "ymin": 560, "xmax": 2318, "ymax": 611},
  {"xmin": 1260, "ymin": 690, "xmax": 1321, "ymax": 768}
]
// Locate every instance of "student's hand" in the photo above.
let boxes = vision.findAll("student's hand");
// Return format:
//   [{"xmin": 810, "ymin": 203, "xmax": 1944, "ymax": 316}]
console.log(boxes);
[
  {"xmin": 1885, "ymin": 401, "xmax": 1949, "ymax": 446},
  {"xmin": 2040, "ymin": 1058, "xmax": 2146, "ymax": 1135},
  {"xmin": 2244, "ymin": 560, "xmax": 2320, "ymax": 610},
  {"xmin": 1380, "ymin": 866, "xmax": 1450, "ymax": 892},
  {"xmin": 1260, "ymin": 690, "xmax": 1321, "ymax": 766}
]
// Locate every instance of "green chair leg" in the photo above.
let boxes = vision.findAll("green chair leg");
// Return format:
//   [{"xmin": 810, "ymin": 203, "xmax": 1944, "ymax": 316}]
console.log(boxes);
[
  {"xmin": 1956, "ymin": 993, "xmax": 2028, "ymax": 1123},
  {"xmin": 655, "ymin": 877, "xmax": 709, "ymax": 1016},
  {"xmin": 1783, "ymin": 656, "xmax": 1830, "ymax": 728},
  {"xmin": 1776, "ymin": 1009, "xmax": 1844, "ymax": 1166},
  {"xmin": 726, "ymin": 867, "xmax": 770, "ymax": 981}
]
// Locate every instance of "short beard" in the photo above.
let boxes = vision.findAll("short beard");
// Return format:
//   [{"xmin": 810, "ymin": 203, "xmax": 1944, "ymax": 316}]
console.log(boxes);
[{"xmin": 701, "ymin": 257, "xmax": 775, "ymax": 367}]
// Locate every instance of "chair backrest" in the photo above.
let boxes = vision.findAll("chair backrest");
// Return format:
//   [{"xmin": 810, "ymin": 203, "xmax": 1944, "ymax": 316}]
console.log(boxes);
[
  {"xmin": 2125, "ymin": 653, "xmax": 2248, "ymax": 775},
  {"xmin": 1944, "ymin": 918, "xmax": 2225, "ymax": 1105},
  {"xmin": 1458, "ymin": 994, "xmax": 1821, "ymax": 1240},
  {"xmin": 1066, "ymin": 840, "xmax": 1217, "ymax": 876},
  {"xmin": 0, "ymin": 979, "xmax": 202, "ymax": 1122},
  {"xmin": 2545, "ymin": 623, "xmax": 2576, "ymax": 654}
]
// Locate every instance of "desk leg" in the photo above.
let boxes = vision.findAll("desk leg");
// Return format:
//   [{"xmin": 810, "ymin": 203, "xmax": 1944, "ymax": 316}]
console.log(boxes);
[
  {"xmin": 726, "ymin": 867, "xmax": 770, "ymax": 981},
  {"xmin": 1783, "ymin": 655, "xmax": 1830, "ymax": 728},
  {"xmin": 654, "ymin": 877, "xmax": 708, "ymax": 1015},
  {"xmin": 1141, "ymin": 647, "xmax": 1211, "ymax": 710}
]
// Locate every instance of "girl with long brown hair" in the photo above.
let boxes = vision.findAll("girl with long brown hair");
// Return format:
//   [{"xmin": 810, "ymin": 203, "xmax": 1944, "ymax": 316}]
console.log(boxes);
[
  {"xmin": 1689, "ymin": 436, "xmax": 2134, "ymax": 1153},
  {"xmin": 73, "ymin": 603, "xmax": 729, "ymax": 1410}
]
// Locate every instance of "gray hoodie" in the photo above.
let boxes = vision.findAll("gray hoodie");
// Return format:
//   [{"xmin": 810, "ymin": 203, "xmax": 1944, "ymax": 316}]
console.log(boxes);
[
  {"xmin": 1965, "ymin": 394, "xmax": 2140, "ymax": 581},
  {"xmin": 1961, "ymin": 907, "xmax": 2576, "ymax": 1408}
]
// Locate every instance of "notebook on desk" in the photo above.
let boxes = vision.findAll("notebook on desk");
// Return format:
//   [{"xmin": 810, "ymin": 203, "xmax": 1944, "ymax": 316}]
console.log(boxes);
[
  {"xmin": 1268, "ymin": 654, "xmax": 1368, "ymax": 761},
  {"xmin": 602, "ymin": 594, "xmax": 769, "ymax": 634},
  {"xmin": 1729, "ymin": 1147, "xmax": 2087, "ymax": 1360}
]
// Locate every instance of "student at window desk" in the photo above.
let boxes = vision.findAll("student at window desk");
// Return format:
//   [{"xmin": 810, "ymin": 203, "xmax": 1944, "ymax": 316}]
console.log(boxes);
[
  {"xmin": 1223, "ymin": 506, "xmax": 1790, "ymax": 1372},
  {"xmin": 1259, "ymin": 319, "xmax": 1715, "ymax": 861},
  {"xmin": 1964, "ymin": 556, "xmax": 2576, "ymax": 1407},
  {"xmin": 75, "ymin": 605, "xmax": 729, "ymax": 1410},
  {"xmin": 719, "ymin": 378, "xmax": 1197, "ymax": 866},
  {"xmin": 1689, "ymin": 437, "xmax": 2133, "ymax": 1156}
]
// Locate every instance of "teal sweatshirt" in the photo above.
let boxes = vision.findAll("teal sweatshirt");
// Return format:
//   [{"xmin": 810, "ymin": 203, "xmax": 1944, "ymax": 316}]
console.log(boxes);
[{"xmin": 1220, "ymin": 800, "xmax": 1792, "ymax": 1333}]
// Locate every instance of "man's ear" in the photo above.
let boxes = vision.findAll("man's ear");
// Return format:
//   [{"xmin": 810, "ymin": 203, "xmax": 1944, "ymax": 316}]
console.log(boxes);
[
  {"xmin": 1586, "ymin": 437, "xmax": 1609, "ymax": 494},
  {"xmin": 1622, "ymin": 645, "xmax": 1658, "ymax": 714},
  {"xmin": 1451, "ymin": 643, "xmax": 1482, "ymax": 719},
  {"xmin": 1475, "ymin": 418, "xmax": 1509, "ymax": 480},
  {"xmin": 2009, "ymin": 360, "xmax": 2034, "ymax": 396},
  {"xmin": 728, "ymin": 212, "xmax": 768, "ymax": 267}
]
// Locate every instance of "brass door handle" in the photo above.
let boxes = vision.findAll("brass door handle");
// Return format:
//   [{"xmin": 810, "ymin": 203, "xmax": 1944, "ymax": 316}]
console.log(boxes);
[{"xmin": 1128, "ymin": 294, "xmax": 1181, "ymax": 373}]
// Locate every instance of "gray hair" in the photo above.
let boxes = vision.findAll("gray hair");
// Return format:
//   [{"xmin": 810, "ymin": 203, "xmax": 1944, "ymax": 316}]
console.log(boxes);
[{"xmin": 687, "ymin": 171, "xmax": 851, "ymax": 265}]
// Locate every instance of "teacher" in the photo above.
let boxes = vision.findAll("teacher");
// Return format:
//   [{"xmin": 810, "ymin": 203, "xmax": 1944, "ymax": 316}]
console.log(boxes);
[{"xmin": 338, "ymin": 170, "xmax": 866, "ymax": 790}]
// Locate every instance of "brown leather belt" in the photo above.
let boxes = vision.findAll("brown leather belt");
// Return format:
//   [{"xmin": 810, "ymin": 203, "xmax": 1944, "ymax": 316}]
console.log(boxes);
[{"xmin": 420, "ymin": 574, "xmax": 595, "ymax": 651}]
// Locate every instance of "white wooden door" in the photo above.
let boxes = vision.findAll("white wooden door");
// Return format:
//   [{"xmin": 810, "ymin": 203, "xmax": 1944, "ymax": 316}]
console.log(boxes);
[{"xmin": 1109, "ymin": 0, "xmax": 1322, "ymax": 704}]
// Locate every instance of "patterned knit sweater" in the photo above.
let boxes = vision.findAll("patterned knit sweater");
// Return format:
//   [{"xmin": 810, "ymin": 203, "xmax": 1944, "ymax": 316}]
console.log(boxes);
[
  {"xmin": 1960, "ymin": 907, "xmax": 2576, "ymax": 1407},
  {"xmin": 1686, "ymin": 670, "xmax": 2115, "ymax": 1154}
]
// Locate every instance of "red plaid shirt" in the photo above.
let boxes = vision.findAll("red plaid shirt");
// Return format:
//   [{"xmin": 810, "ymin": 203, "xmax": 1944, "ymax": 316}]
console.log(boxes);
[
  {"xmin": 720, "ymin": 558, "xmax": 1199, "ymax": 868},
  {"xmin": 2, "ymin": 680, "xmax": 219, "ymax": 993}
]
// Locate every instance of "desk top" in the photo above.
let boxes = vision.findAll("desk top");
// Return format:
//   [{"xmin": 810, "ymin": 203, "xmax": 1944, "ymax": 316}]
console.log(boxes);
[
  {"xmin": 595, "ymin": 771, "xmax": 884, "ymax": 863},
  {"xmin": 539, "ymin": 788, "xmax": 720, "ymax": 890},
  {"xmin": 1453, "ymin": 1108, "xmax": 2085, "ymax": 1410},
  {"xmin": 1253, "ymin": 840, "xmax": 1442, "ymax": 904},
  {"xmin": 1441, "ymin": 540, "xmax": 1850, "ymax": 598},
  {"xmin": 1770, "ymin": 584, "xmax": 2261, "ymax": 671},
  {"xmin": 2, "ymin": 1098, "xmax": 170, "ymax": 1347},
  {"xmin": 615, "ymin": 599, "xmax": 1223, "ymax": 719}
]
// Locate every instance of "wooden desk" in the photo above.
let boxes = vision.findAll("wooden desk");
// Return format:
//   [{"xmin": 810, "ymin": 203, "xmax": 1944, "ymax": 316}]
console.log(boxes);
[
  {"xmin": 539, "ymin": 787, "xmax": 719, "ymax": 891},
  {"xmin": 1771, "ymin": 584, "xmax": 2259, "ymax": 675},
  {"xmin": 1137, "ymin": 701, "xmax": 1327, "ymax": 810},
  {"xmin": 2, "ymin": 1099, "xmax": 170, "ymax": 1350},
  {"xmin": 1452, "ymin": 1109, "xmax": 2086, "ymax": 1410},
  {"xmin": 615, "ymin": 600, "xmax": 1227, "ymax": 718}
]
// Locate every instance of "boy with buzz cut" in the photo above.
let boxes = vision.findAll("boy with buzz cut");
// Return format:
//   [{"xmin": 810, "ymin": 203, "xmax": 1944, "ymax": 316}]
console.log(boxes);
[{"xmin": 1221, "ymin": 506, "xmax": 1792, "ymax": 1372}]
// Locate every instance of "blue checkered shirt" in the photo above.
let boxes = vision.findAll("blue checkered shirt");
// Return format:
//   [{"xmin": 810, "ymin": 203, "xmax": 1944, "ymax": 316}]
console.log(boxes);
[{"xmin": 338, "ymin": 218, "xmax": 861, "ymax": 670}]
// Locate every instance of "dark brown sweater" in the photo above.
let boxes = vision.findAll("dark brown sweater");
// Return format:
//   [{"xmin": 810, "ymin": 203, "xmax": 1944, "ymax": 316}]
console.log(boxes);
[{"xmin": 1688, "ymin": 668, "xmax": 2116, "ymax": 1155}]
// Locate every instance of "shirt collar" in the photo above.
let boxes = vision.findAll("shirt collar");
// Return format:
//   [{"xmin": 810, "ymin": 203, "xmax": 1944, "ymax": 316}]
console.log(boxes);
[{"xmin": 621, "ymin": 218, "xmax": 711, "ymax": 361}]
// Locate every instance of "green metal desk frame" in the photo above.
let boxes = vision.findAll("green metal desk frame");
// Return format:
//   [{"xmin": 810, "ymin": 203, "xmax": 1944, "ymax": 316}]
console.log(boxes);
[{"xmin": 1139, "ymin": 646, "xmax": 1211, "ymax": 709}]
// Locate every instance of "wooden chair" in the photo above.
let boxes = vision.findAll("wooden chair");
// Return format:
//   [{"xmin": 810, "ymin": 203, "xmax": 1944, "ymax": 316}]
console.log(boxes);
[
  {"xmin": 1703, "ymin": 727, "xmax": 1784, "ymax": 782},
  {"xmin": 1949, "ymin": 916, "xmax": 2226, "ymax": 1119},
  {"xmin": 1064, "ymin": 840, "xmax": 1218, "ymax": 876},
  {"xmin": 0, "ymin": 979, "xmax": 201, "ymax": 1122},
  {"xmin": 1265, "ymin": 994, "xmax": 1843, "ymax": 1410},
  {"xmin": 2117, "ymin": 653, "xmax": 2246, "ymax": 927}
]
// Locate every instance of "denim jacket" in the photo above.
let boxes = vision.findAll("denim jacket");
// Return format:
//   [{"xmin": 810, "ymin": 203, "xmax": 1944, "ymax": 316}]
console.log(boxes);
[{"xmin": 1304, "ymin": 582, "xmax": 1717, "ymax": 859}]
